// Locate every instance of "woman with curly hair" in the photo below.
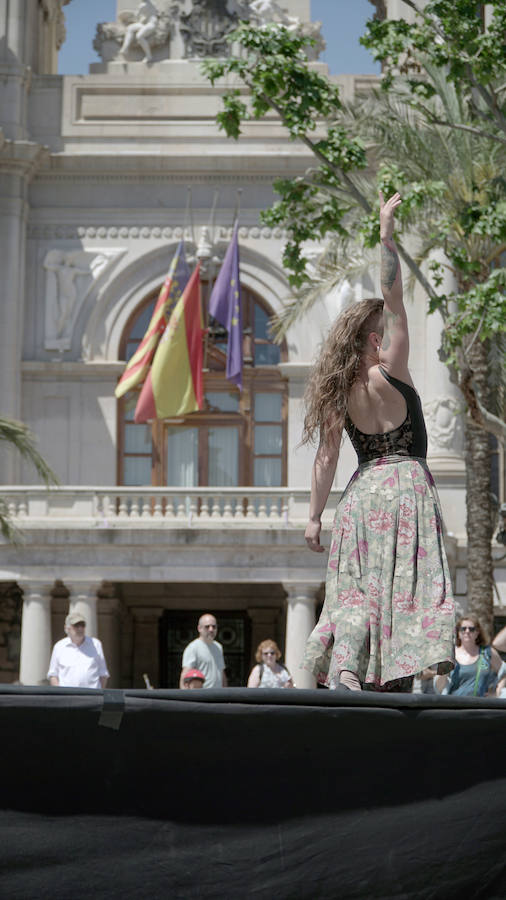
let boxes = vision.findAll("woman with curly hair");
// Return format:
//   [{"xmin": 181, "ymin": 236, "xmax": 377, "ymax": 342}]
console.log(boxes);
[
  {"xmin": 303, "ymin": 192, "xmax": 455, "ymax": 692},
  {"xmin": 247, "ymin": 640, "xmax": 294, "ymax": 688}
]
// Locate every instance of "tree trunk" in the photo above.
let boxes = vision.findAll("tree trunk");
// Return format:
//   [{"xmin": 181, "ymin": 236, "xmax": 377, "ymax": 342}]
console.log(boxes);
[{"xmin": 464, "ymin": 338, "xmax": 494, "ymax": 637}]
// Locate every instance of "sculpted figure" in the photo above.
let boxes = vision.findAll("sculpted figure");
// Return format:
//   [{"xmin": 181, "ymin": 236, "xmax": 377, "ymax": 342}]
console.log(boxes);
[
  {"xmin": 43, "ymin": 250, "xmax": 89, "ymax": 337},
  {"xmin": 248, "ymin": 0, "xmax": 300, "ymax": 29},
  {"xmin": 120, "ymin": 0, "xmax": 160, "ymax": 61}
]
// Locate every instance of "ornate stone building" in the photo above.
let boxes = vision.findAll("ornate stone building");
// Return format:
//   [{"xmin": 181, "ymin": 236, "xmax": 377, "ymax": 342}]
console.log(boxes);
[{"xmin": 0, "ymin": 0, "xmax": 503, "ymax": 688}]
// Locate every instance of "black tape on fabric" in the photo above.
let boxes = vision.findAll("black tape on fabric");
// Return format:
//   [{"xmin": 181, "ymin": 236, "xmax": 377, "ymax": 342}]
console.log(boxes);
[{"xmin": 98, "ymin": 689, "xmax": 124, "ymax": 730}]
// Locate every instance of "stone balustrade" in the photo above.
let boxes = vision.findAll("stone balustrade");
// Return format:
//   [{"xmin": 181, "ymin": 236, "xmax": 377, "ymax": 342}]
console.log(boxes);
[{"xmin": 3, "ymin": 486, "xmax": 340, "ymax": 529}]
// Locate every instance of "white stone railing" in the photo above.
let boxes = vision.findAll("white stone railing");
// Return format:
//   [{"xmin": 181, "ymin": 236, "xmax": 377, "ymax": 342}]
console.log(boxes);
[{"xmin": 2, "ymin": 486, "xmax": 340, "ymax": 529}]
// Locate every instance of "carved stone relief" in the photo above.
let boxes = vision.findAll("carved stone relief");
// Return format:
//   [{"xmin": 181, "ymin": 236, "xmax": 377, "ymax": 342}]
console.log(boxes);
[
  {"xmin": 180, "ymin": 0, "xmax": 240, "ymax": 58},
  {"xmin": 43, "ymin": 248, "xmax": 126, "ymax": 350},
  {"xmin": 92, "ymin": 0, "xmax": 324, "ymax": 63},
  {"xmin": 41, "ymin": 0, "xmax": 70, "ymax": 51},
  {"xmin": 423, "ymin": 397, "xmax": 465, "ymax": 454}
]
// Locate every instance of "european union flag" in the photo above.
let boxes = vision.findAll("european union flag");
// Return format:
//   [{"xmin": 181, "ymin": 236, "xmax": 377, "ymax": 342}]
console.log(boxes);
[{"xmin": 208, "ymin": 221, "xmax": 243, "ymax": 391}]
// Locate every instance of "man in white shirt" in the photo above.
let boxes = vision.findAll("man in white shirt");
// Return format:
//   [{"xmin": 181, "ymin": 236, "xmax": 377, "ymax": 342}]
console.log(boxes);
[
  {"xmin": 179, "ymin": 613, "xmax": 227, "ymax": 689},
  {"xmin": 48, "ymin": 612, "xmax": 110, "ymax": 689}
]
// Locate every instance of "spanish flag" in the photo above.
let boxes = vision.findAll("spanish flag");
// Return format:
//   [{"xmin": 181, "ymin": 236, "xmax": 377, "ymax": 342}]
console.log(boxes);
[
  {"xmin": 134, "ymin": 264, "xmax": 203, "ymax": 422},
  {"xmin": 115, "ymin": 241, "xmax": 190, "ymax": 399}
]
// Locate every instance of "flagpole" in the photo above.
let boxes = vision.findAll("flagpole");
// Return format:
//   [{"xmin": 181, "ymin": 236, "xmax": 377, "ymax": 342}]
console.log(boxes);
[
  {"xmin": 197, "ymin": 191, "xmax": 220, "ymax": 372},
  {"xmin": 196, "ymin": 225, "xmax": 213, "ymax": 372}
]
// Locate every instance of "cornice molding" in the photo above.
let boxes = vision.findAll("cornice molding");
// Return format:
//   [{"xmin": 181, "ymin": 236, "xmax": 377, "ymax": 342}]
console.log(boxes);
[
  {"xmin": 0, "ymin": 134, "xmax": 49, "ymax": 181},
  {"xmin": 35, "ymin": 171, "xmax": 296, "ymax": 184},
  {"xmin": 27, "ymin": 223, "xmax": 287, "ymax": 240}
]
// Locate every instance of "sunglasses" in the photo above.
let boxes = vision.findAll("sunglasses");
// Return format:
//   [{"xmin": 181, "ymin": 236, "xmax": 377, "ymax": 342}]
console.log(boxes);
[
  {"xmin": 262, "ymin": 650, "xmax": 276, "ymax": 656},
  {"xmin": 459, "ymin": 626, "xmax": 476, "ymax": 633}
]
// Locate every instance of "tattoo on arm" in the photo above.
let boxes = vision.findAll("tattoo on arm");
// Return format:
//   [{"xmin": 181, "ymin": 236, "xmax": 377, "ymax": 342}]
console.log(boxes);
[
  {"xmin": 381, "ymin": 239, "xmax": 399, "ymax": 290},
  {"xmin": 381, "ymin": 309, "xmax": 398, "ymax": 351}
]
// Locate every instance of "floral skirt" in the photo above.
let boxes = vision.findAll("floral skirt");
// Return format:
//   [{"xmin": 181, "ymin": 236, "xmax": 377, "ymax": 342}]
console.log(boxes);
[{"xmin": 303, "ymin": 455, "xmax": 455, "ymax": 689}]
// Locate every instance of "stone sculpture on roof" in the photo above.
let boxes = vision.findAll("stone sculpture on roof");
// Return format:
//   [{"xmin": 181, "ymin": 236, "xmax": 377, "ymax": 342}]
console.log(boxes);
[
  {"xmin": 92, "ymin": 0, "xmax": 324, "ymax": 64},
  {"xmin": 119, "ymin": 1, "xmax": 162, "ymax": 62},
  {"xmin": 248, "ymin": 0, "xmax": 299, "ymax": 29}
]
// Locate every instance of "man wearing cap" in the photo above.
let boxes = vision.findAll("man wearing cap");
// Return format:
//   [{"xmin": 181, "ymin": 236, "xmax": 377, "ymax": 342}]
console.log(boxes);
[
  {"xmin": 182, "ymin": 669, "xmax": 206, "ymax": 689},
  {"xmin": 179, "ymin": 613, "xmax": 227, "ymax": 689},
  {"xmin": 48, "ymin": 612, "xmax": 110, "ymax": 689}
]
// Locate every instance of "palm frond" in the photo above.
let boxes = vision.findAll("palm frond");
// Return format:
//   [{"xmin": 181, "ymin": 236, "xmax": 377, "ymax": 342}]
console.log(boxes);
[
  {"xmin": 487, "ymin": 335, "xmax": 506, "ymax": 419},
  {"xmin": 0, "ymin": 498, "xmax": 24, "ymax": 546},
  {"xmin": 271, "ymin": 238, "xmax": 377, "ymax": 340},
  {"xmin": 0, "ymin": 417, "xmax": 58, "ymax": 487}
]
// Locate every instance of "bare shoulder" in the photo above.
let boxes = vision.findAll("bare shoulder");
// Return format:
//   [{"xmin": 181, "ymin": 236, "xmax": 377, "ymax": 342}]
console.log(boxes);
[{"xmin": 375, "ymin": 359, "xmax": 415, "ymax": 389}]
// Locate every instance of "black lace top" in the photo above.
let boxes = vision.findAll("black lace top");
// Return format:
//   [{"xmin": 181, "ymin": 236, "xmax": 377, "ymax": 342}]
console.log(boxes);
[{"xmin": 345, "ymin": 367, "xmax": 428, "ymax": 465}]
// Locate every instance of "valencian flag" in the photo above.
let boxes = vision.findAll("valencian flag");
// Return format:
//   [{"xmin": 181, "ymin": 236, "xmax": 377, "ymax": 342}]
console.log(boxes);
[
  {"xmin": 115, "ymin": 241, "xmax": 190, "ymax": 399},
  {"xmin": 208, "ymin": 221, "xmax": 243, "ymax": 390},
  {"xmin": 134, "ymin": 264, "xmax": 203, "ymax": 422}
]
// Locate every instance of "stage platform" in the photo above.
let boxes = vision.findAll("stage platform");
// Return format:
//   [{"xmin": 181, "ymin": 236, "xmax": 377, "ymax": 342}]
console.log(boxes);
[{"xmin": 0, "ymin": 686, "xmax": 505, "ymax": 899}]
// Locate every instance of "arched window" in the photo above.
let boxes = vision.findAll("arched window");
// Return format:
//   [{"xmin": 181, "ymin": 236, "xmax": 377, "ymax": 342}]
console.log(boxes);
[{"xmin": 117, "ymin": 284, "xmax": 288, "ymax": 487}]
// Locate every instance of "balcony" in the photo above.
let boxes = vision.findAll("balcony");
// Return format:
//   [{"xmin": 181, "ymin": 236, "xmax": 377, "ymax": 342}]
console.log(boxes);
[{"xmin": 2, "ymin": 486, "xmax": 340, "ymax": 530}]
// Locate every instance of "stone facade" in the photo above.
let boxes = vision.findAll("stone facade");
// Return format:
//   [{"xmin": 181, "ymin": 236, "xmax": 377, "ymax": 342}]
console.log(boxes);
[{"xmin": 0, "ymin": 0, "xmax": 502, "ymax": 688}]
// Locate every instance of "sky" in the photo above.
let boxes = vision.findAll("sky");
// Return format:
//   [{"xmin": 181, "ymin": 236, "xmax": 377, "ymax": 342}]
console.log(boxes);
[{"xmin": 57, "ymin": 0, "xmax": 380, "ymax": 76}]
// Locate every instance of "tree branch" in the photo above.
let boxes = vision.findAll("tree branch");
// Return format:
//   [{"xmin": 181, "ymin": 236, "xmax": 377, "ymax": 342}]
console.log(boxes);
[
  {"xmin": 424, "ymin": 117, "xmax": 506, "ymax": 147},
  {"xmin": 465, "ymin": 65, "xmax": 506, "ymax": 136}
]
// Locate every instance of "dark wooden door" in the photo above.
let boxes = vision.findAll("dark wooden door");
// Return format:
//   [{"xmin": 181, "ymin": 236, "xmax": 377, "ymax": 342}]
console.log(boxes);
[{"xmin": 160, "ymin": 609, "xmax": 252, "ymax": 688}]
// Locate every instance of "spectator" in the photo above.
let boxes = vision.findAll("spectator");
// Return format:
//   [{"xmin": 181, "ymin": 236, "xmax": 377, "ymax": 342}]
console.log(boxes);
[
  {"xmin": 492, "ymin": 624, "xmax": 506, "ymax": 654},
  {"xmin": 48, "ymin": 612, "xmax": 109, "ymax": 689},
  {"xmin": 179, "ymin": 614, "xmax": 227, "ymax": 689},
  {"xmin": 182, "ymin": 669, "xmax": 206, "ymax": 690},
  {"xmin": 496, "ymin": 661, "xmax": 506, "ymax": 698},
  {"xmin": 435, "ymin": 615, "xmax": 502, "ymax": 697},
  {"xmin": 247, "ymin": 639, "xmax": 294, "ymax": 688}
]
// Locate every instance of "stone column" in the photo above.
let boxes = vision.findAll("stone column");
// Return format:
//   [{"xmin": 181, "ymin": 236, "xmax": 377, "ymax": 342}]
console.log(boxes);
[
  {"xmin": 19, "ymin": 581, "xmax": 54, "ymax": 685},
  {"xmin": 283, "ymin": 583, "xmax": 319, "ymax": 689},
  {"xmin": 423, "ymin": 250, "xmax": 465, "ymax": 464},
  {"xmin": 423, "ymin": 250, "xmax": 466, "ymax": 537},
  {"xmin": 68, "ymin": 582, "xmax": 101, "ymax": 639},
  {"xmin": 98, "ymin": 586, "xmax": 122, "ymax": 688}
]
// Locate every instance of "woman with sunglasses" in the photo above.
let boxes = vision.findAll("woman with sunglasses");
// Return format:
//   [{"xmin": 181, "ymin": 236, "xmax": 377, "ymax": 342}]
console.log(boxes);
[
  {"xmin": 247, "ymin": 639, "xmax": 294, "ymax": 688},
  {"xmin": 436, "ymin": 616, "xmax": 502, "ymax": 696}
]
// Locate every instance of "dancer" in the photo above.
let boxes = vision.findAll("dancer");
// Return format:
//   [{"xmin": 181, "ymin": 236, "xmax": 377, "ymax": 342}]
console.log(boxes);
[{"xmin": 303, "ymin": 192, "xmax": 455, "ymax": 691}]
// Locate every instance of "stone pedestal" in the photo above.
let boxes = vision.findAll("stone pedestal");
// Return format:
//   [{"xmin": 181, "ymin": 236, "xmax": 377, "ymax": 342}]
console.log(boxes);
[
  {"xmin": 283, "ymin": 583, "xmax": 319, "ymax": 689},
  {"xmin": 69, "ymin": 582, "xmax": 101, "ymax": 638},
  {"xmin": 19, "ymin": 581, "xmax": 54, "ymax": 685}
]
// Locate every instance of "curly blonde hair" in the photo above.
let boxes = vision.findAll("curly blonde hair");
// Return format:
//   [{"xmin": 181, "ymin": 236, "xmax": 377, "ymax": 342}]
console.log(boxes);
[
  {"xmin": 255, "ymin": 639, "xmax": 282, "ymax": 663},
  {"xmin": 302, "ymin": 298, "xmax": 384, "ymax": 447}
]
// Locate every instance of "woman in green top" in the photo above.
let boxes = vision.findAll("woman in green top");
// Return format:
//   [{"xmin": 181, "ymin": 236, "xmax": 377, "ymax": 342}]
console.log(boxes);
[{"xmin": 436, "ymin": 616, "xmax": 502, "ymax": 696}]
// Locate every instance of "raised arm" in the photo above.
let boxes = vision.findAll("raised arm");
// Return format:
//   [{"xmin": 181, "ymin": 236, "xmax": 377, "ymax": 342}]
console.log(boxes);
[
  {"xmin": 305, "ymin": 427, "xmax": 342, "ymax": 553},
  {"xmin": 378, "ymin": 191, "xmax": 410, "ymax": 378}
]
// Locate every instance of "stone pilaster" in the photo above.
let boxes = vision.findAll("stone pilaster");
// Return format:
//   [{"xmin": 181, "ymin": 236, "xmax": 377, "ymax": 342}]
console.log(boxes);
[
  {"xmin": 283, "ymin": 582, "xmax": 319, "ymax": 689},
  {"xmin": 68, "ymin": 582, "xmax": 102, "ymax": 639},
  {"xmin": 19, "ymin": 581, "xmax": 54, "ymax": 685},
  {"xmin": 0, "ymin": 137, "xmax": 48, "ymax": 481}
]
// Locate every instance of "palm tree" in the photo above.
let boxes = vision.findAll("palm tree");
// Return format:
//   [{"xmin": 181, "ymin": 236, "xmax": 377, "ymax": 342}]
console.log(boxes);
[{"xmin": 0, "ymin": 417, "xmax": 58, "ymax": 541}]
